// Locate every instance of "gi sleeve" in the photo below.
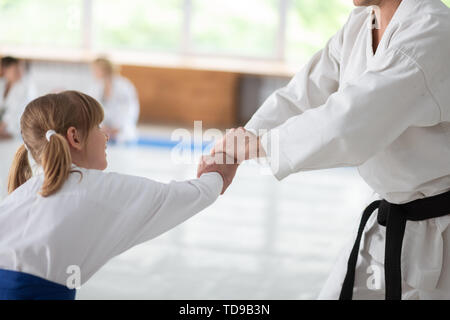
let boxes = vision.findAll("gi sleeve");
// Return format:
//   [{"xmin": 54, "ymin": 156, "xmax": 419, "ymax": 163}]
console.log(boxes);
[
  {"xmin": 245, "ymin": 24, "xmax": 343, "ymax": 133},
  {"xmin": 95, "ymin": 171, "xmax": 223, "ymax": 255},
  {"xmin": 260, "ymin": 48, "xmax": 442, "ymax": 180}
]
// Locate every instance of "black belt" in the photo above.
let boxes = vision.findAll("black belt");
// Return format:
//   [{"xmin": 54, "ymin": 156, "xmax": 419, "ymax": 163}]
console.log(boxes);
[{"xmin": 339, "ymin": 189, "xmax": 450, "ymax": 300}]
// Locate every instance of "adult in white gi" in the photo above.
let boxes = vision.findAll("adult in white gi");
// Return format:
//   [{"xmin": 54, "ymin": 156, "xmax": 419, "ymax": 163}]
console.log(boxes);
[
  {"xmin": 0, "ymin": 57, "xmax": 37, "ymax": 139},
  {"xmin": 203, "ymin": 0, "xmax": 450, "ymax": 299},
  {"xmin": 91, "ymin": 58, "xmax": 140, "ymax": 144}
]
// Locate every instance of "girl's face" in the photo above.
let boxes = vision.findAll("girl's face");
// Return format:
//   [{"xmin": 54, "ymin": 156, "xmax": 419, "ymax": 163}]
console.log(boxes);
[{"xmin": 83, "ymin": 126, "xmax": 109, "ymax": 170}]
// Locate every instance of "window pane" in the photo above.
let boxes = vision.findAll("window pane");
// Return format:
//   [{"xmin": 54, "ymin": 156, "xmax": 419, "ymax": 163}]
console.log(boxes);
[
  {"xmin": 191, "ymin": 0, "xmax": 279, "ymax": 58},
  {"xmin": 286, "ymin": 0, "xmax": 353, "ymax": 63},
  {"xmin": 0, "ymin": 0, "xmax": 82, "ymax": 47},
  {"xmin": 93, "ymin": 0, "xmax": 182, "ymax": 52}
]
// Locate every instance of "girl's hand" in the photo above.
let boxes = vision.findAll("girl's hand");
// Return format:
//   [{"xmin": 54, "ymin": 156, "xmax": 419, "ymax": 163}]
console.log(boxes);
[{"xmin": 197, "ymin": 152, "xmax": 239, "ymax": 195}]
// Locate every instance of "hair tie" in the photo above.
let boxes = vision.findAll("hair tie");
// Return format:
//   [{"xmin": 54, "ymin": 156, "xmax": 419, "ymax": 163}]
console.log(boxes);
[
  {"xmin": 46, "ymin": 130, "xmax": 56, "ymax": 142},
  {"xmin": 23, "ymin": 143, "xmax": 29, "ymax": 152}
]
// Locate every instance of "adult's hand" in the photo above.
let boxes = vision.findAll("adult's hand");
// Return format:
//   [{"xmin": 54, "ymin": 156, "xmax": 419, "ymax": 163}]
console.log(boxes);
[
  {"xmin": 197, "ymin": 152, "xmax": 239, "ymax": 195},
  {"xmin": 211, "ymin": 127, "xmax": 266, "ymax": 163}
]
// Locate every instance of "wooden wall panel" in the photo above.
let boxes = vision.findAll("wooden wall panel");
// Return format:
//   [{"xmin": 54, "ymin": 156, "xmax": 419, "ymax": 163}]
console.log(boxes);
[{"xmin": 121, "ymin": 65, "xmax": 239, "ymax": 128}]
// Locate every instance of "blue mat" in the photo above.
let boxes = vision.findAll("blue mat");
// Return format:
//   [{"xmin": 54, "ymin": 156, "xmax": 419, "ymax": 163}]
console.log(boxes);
[{"xmin": 108, "ymin": 136, "xmax": 214, "ymax": 152}]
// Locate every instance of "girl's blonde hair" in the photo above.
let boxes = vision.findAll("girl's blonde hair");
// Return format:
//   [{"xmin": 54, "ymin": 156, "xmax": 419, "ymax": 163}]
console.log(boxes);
[{"xmin": 7, "ymin": 91, "xmax": 104, "ymax": 197}]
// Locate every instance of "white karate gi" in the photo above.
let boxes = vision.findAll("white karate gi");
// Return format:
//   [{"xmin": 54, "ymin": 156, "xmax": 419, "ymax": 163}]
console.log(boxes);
[
  {"xmin": 245, "ymin": 0, "xmax": 450, "ymax": 299},
  {"xmin": 0, "ymin": 165, "xmax": 223, "ymax": 287},
  {"xmin": 91, "ymin": 75, "xmax": 140, "ymax": 144},
  {"xmin": 0, "ymin": 77, "xmax": 37, "ymax": 137}
]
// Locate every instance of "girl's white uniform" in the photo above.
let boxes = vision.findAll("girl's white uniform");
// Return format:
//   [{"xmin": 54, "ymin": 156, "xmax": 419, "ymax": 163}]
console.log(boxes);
[
  {"xmin": 91, "ymin": 75, "xmax": 140, "ymax": 144},
  {"xmin": 245, "ymin": 0, "xmax": 450, "ymax": 299},
  {"xmin": 0, "ymin": 165, "xmax": 223, "ymax": 287},
  {"xmin": 0, "ymin": 77, "xmax": 37, "ymax": 137}
]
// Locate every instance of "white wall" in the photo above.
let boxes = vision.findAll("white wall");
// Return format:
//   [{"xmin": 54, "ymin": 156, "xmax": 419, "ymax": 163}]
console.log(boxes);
[{"xmin": 28, "ymin": 61, "xmax": 95, "ymax": 96}]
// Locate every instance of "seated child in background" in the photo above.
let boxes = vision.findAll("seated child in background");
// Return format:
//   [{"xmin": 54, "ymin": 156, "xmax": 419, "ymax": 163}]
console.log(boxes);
[
  {"xmin": 0, "ymin": 56, "xmax": 37, "ymax": 140},
  {"xmin": 91, "ymin": 57, "xmax": 140, "ymax": 144}
]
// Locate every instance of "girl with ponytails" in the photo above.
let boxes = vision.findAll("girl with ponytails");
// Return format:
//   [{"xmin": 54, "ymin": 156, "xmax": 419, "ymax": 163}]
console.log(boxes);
[{"xmin": 0, "ymin": 91, "xmax": 236, "ymax": 300}]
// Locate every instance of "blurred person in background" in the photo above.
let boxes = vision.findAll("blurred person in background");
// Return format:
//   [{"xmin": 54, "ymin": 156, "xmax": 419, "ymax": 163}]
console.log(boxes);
[
  {"xmin": 91, "ymin": 57, "xmax": 140, "ymax": 144},
  {"xmin": 0, "ymin": 56, "xmax": 37, "ymax": 140}
]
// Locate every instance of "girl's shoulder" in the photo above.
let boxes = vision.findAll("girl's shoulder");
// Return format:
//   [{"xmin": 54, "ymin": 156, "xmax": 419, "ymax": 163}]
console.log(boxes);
[
  {"xmin": 0, "ymin": 174, "xmax": 42, "ymax": 206},
  {"xmin": 0, "ymin": 166, "xmax": 147, "ymax": 208},
  {"xmin": 67, "ymin": 165, "xmax": 154, "ymax": 195},
  {"xmin": 64, "ymin": 166, "xmax": 163, "ymax": 211}
]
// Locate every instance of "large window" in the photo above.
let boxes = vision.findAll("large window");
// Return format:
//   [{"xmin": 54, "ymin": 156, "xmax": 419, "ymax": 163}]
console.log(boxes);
[
  {"xmin": 287, "ymin": 0, "xmax": 351, "ymax": 63},
  {"xmin": 2, "ymin": 0, "xmax": 450, "ymax": 63},
  {"xmin": 190, "ymin": 0, "xmax": 279, "ymax": 58},
  {"xmin": 93, "ymin": 0, "xmax": 183, "ymax": 52},
  {"xmin": 0, "ymin": 0, "xmax": 82, "ymax": 47}
]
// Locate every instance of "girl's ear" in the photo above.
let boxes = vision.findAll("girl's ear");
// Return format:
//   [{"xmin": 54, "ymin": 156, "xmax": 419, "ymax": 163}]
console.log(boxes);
[{"xmin": 66, "ymin": 127, "xmax": 83, "ymax": 151}]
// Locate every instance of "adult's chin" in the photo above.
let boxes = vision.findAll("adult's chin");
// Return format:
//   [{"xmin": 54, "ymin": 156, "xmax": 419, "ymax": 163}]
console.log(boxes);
[{"xmin": 353, "ymin": 0, "xmax": 377, "ymax": 6}]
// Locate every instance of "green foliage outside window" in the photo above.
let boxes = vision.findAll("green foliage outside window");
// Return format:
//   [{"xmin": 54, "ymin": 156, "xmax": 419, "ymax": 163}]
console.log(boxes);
[
  {"xmin": 0, "ymin": 0, "xmax": 81, "ymax": 47},
  {"xmin": 287, "ymin": 0, "xmax": 352, "ymax": 62},
  {"xmin": 1, "ymin": 0, "xmax": 449, "ymax": 63}
]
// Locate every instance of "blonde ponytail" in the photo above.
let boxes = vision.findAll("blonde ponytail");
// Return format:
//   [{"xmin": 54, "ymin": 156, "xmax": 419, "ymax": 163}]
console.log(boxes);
[
  {"xmin": 7, "ymin": 144, "xmax": 33, "ymax": 194},
  {"xmin": 40, "ymin": 133, "xmax": 72, "ymax": 197}
]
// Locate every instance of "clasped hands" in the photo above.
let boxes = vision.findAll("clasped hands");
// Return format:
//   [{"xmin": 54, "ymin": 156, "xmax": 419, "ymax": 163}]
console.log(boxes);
[{"xmin": 197, "ymin": 127, "xmax": 266, "ymax": 194}]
